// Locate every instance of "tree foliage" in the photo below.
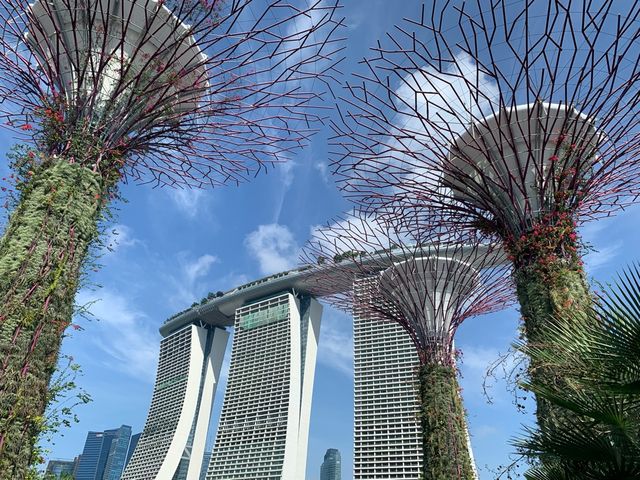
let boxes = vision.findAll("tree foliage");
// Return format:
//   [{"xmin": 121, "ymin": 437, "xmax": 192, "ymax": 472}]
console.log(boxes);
[{"xmin": 516, "ymin": 265, "xmax": 640, "ymax": 479}]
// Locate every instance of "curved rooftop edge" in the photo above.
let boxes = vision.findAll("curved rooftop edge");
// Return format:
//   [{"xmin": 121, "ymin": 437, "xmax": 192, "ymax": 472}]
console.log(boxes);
[
  {"xmin": 159, "ymin": 243, "xmax": 506, "ymax": 338},
  {"xmin": 160, "ymin": 266, "xmax": 321, "ymax": 337}
]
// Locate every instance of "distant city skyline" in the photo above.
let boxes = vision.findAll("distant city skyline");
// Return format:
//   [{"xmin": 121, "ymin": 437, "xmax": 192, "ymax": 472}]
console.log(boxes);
[{"xmin": 61, "ymin": 425, "xmax": 139, "ymax": 480}]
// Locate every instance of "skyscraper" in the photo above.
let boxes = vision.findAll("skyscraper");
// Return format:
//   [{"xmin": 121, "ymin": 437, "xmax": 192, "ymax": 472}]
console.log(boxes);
[
  {"xmin": 124, "ymin": 433, "xmax": 141, "ymax": 470},
  {"xmin": 207, "ymin": 293, "xmax": 322, "ymax": 479},
  {"xmin": 103, "ymin": 425, "xmax": 131, "ymax": 480},
  {"xmin": 320, "ymin": 448, "xmax": 342, "ymax": 480},
  {"xmin": 353, "ymin": 278, "xmax": 423, "ymax": 479},
  {"xmin": 75, "ymin": 425, "xmax": 131, "ymax": 480},
  {"xmin": 122, "ymin": 324, "xmax": 229, "ymax": 480}
]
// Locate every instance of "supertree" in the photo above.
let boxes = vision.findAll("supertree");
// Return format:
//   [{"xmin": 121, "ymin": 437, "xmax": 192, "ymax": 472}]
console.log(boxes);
[
  {"xmin": 0, "ymin": 0, "xmax": 343, "ymax": 474},
  {"xmin": 329, "ymin": 0, "xmax": 640, "ymax": 432},
  {"xmin": 303, "ymin": 213, "xmax": 513, "ymax": 480}
]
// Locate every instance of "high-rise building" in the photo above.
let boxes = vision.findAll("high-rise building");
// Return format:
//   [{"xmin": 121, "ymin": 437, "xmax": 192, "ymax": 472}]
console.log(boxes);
[
  {"xmin": 75, "ymin": 425, "xmax": 131, "ymax": 480},
  {"xmin": 353, "ymin": 278, "xmax": 423, "ymax": 479},
  {"xmin": 122, "ymin": 324, "xmax": 229, "ymax": 480},
  {"xmin": 45, "ymin": 459, "xmax": 75, "ymax": 478},
  {"xmin": 103, "ymin": 425, "xmax": 131, "ymax": 479},
  {"xmin": 207, "ymin": 293, "xmax": 322, "ymax": 480},
  {"xmin": 124, "ymin": 433, "xmax": 141, "ymax": 470},
  {"xmin": 320, "ymin": 448, "xmax": 342, "ymax": 480}
]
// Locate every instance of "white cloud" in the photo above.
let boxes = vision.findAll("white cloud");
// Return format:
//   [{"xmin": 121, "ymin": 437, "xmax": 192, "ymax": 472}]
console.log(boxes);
[
  {"xmin": 184, "ymin": 254, "xmax": 218, "ymax": 285},
  {"xmin": 167, "ymin": 187, "xmax": 206, "ymax": 218},
  {"xmin": 584, "ymin": 242, "xmax": 622, "ymax": 273},
  {"xmin": 458, "ymin": 344, "xmax": 523, "ymax": 406},
  {"xmin": 313, "ymin": 162, "xmax": 330, "ymax": 184},
  {"xmin": 273, "ymin": 160, "xmax": 297, "ymax": 223},
  {"xmin": 169, "ymin": 253, "xmax": 220, "ymax": 307},
  {"xmin": 245, "ymin": 223, "xmax": 300, "ymax": 275},
  {"xmin": 77, "ymin": 289, "xmax": 159, "ymax": 382},
  {"xmin": 317, "ymin": 306, "xmax": 353, "ymax": 376}
]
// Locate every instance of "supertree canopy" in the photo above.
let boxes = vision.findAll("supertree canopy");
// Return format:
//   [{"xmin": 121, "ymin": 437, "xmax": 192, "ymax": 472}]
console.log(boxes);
[
  {"xmin": 0, "ymin": 0, "xmax": 343, "ymax": 474},
  {"xmin": 1, "ymin": 0, "xmax": 344, "ymax": 186},
  {"xmin": 303, "ymin": 213, "xmax": 513, "ymax": 479},
  {"xmin": 329, "ymin": 0, "xmax": 640, "ymax": 435}
]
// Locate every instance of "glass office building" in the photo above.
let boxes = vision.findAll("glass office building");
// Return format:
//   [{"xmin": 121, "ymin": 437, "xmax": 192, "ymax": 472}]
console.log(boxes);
[
  {"xmin": 76, "ymin": 425, "xmax": 131, "ymax": 480},
  {"xmin": 320, "ymin": 448, "xmax": 342, "ymax": 480}
]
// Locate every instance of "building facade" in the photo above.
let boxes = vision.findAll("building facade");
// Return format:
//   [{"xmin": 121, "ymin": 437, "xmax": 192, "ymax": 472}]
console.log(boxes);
[
  {"xmin": 103, "ymin": 425, "xmax": 132, "ymax": 480},
  {"xmin": 75, "ymin": 425, "xmax": 131, "ymax": 480},
  {"xmin": 320, "ymin": 448, "xmax": 342, "ymax": 480},
  {"xmin": 124, "ymin": 433, "xmax": 141, "ymax": 470},
  {"xmin": 122, "ymin": 324, "xmax": 229, "ymax": 480},
  {"xmin": 353, "ymin": 278, "xmax": 423, "ymax": 479},
  {"xmin": 206, "ymin": 293, "xmax": 322, "ymax": 479}
]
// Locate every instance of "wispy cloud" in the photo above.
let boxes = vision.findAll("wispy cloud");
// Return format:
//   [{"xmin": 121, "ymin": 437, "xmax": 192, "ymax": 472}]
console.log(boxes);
[
  {"xmin": 458, "ymin": 344, "xmax": 523, "ymax": 406},
  {"xmin": 584, "ymin": 242, "xmax": 622, "ymax": 273},
  {"xmin": 314, "ymin": 162, "xmax": 330, "ymax": 184},
  {"xmin": 245, "ymin": 223, "xmax": 300, "ymax": 275},
  {"xmin": 169, "ymin": 252, "xmax": 220, "ymax": 308},
  {"xmin": 167, "ymin": 187, "xmax": 207, "ymax": 218},
  {"xmin": 273, "ymin": 160, "xmax": 297, "ymax": 223},
  {"xmin": 317, "ymin": 306, "xmax": 353, "ymax": 376},
  {"xmin": 77, "ymin": 289, "xmax": 159, "ymax": 382}
]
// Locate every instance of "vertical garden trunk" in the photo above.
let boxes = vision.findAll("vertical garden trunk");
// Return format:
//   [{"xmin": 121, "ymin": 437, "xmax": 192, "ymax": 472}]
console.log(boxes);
[
  {"xmin": 418, "ymin": 363, "xmax": 475, "ymax": 480},
  {"xmin": 509, "ymin": 218, "xmax": 592, "ymax": 433},
  {"xmin": 0, "ymin": 158, "xmax": 105, "ymax": 477}
]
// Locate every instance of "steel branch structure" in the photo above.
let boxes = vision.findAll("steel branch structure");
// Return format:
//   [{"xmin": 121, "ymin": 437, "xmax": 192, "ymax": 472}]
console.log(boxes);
[
  {"xmin": 302, "ymin": 213, "xmax": 513, "ymax": 366},
  {"xmin": 0, "ymin": 0, "xmax": 344, "ymax": 187},
  {"xmin": 303, "ymin": 213, "xmax": 513, "ymax": 478},
  {"xmin": 331, "ymin": 0, "xmax": 640, "ymax": 238}
]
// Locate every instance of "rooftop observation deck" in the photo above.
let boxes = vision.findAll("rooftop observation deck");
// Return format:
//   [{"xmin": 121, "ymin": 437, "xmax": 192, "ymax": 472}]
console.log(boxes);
[
  {"xmin": 159, "ymin": 243, "xmax": 503, "ymax": 337},
  {"xmin": 159, "ymin": 265, "xmax": 328, "ymax": 337}
]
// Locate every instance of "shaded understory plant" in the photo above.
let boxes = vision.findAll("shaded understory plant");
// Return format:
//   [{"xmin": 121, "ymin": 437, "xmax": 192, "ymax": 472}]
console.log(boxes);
[
  {"xmin": 516, "ymin": 265, "xmax": 640, "ymax": 478},
  {"xmin": 0, "ymin": 0, "xmax": 343, "ymax": 475}
]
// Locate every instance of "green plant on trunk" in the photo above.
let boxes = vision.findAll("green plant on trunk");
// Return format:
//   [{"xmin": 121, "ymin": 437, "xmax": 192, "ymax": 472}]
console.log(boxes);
[
  {"xmin": 0, "ymin": 0, "xmax": 342, "ymax": 474},
  {"xmin": 515, "ymin": 265, "xmax": 640, "ymax": 478},
  {"xmin": 419, "ymin": 363, "xmax": 475, "ymax": 480},
  {"xmin": 26, "ymin": 354, "xmax": 91, "ymax": 478},
  {"xmin": 0, "ymin": 149, "xmax": 114, "ymax": 476}
]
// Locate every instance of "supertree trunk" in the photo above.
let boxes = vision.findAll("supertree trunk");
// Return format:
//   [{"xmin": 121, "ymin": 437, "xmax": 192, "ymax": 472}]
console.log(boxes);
[
  {"xmin": 327, "ymin": 0, "xmax": 640, "ymax": 448},
  {"xmin": 0, "ymin": 157, "xmax": 107, "ymax": 477},
  {"xmin": 504, "ymin": 215, "xmax": 592, "ymax": 431},
  {"xmin": 0, "ymin": 0, "xmax": 343, "ymax": 472},
  {"xmin": 419, "ymin": 363, "xmax": 475, "ymax": 480}
]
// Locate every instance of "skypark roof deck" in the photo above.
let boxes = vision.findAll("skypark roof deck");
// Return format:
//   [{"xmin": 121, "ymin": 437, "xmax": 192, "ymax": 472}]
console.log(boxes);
[{"xmin": 160, "ymin": 243, "xmax": 505, "ymax": 337}]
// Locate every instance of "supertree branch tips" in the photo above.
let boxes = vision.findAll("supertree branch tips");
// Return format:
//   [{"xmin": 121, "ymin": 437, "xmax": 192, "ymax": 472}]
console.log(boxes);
[
  {"xmin": 302, "ymin": 213, "xmax": 513, "ymax": 479},
  {"xmin": 0, "ymin": 0, "xmax": 344, "ymax": 475},
  {"xmin": 329, "ymin": 0, "xmax": 640, "ymax": 440}
]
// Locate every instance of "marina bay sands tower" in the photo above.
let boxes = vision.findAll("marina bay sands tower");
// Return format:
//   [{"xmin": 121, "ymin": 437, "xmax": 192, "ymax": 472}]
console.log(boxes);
[{"xmin": 122, "ymin": 269, "xmax": 323, "ymax": 480}]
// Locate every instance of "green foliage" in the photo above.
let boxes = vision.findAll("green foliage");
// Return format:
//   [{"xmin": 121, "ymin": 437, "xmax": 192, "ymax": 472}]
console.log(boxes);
[
  {"xmin": 515, "ymin": 264, "xmax": 640, "ymax": 479},
  {"xmin": 333, "ymin": 250, "xmax": 364, "ymax": 263},
  {"xmin": 0, "ymin": 156, "xmax": 105, "ymax": 477},
  {"xmin": 418, "ymin": 364, "xmax": 475, "ymax": 480}
]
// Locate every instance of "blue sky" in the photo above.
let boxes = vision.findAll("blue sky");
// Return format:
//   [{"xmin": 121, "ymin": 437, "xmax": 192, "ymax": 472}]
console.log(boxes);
[{"xmin": 0, "ymin": 1, "xmax": 638, "ymax": 479}]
